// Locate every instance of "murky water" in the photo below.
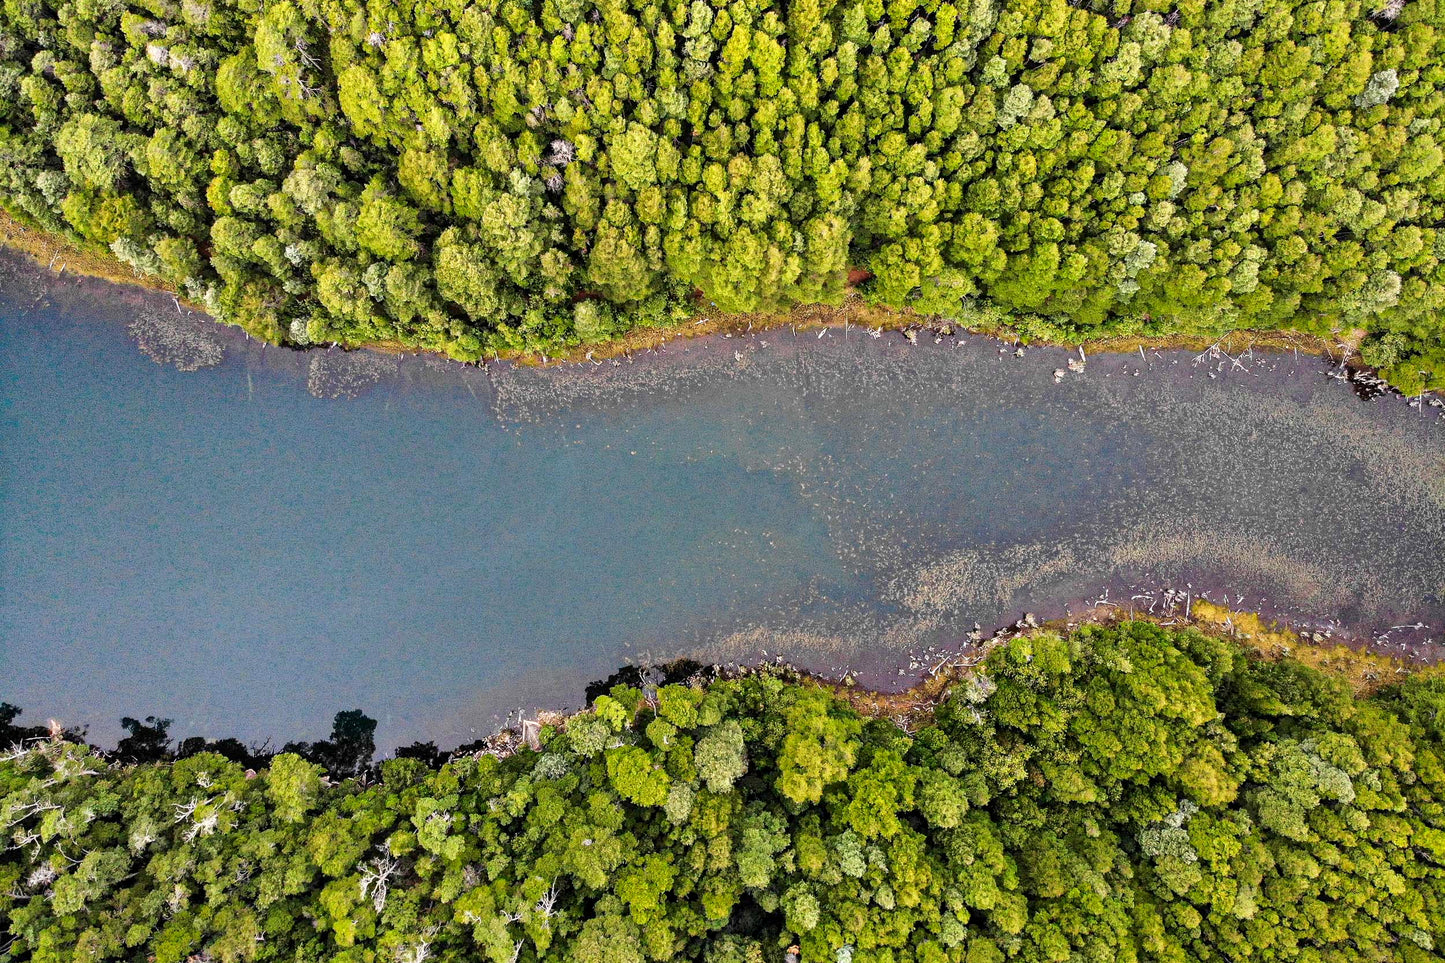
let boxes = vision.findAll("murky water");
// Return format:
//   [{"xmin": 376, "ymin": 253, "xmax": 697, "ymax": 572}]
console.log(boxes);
[{"xmin": 3, "ymin": 252, "xmax": 1443, "ymax": 749}]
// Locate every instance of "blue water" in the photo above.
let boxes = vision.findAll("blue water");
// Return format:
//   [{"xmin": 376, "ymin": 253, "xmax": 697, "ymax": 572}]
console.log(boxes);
[{"xmin": 4, "ymin": 254, "xmax": 1444, "ymax": 749}]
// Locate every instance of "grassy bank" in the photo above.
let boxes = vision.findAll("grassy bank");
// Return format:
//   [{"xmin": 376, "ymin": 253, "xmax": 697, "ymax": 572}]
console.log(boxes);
[{"xmin": 763, "ymin": 604, "xmax": 1437, "ymax": 734}]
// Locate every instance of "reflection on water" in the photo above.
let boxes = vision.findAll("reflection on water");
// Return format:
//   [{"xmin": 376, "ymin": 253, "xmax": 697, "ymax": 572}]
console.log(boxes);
[{"xmin": 2, "ymin": 251, "xmax": 1443, "ymax": 749}]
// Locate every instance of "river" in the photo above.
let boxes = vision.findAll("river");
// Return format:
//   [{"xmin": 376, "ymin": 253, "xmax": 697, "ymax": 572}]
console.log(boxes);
[{"xmin": 3, "ymin": 251, "xmax": 1443, "ymax": 750}]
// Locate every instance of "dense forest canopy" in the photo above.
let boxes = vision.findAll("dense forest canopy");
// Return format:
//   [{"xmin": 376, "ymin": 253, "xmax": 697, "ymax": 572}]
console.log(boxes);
[
  {"xmin": 2, "ymin": 0, "xmax": 1444, "ymax": 387},
  {"xmin": 3, "ymin": 623, "xmax": 1445, "ymax": 962}
]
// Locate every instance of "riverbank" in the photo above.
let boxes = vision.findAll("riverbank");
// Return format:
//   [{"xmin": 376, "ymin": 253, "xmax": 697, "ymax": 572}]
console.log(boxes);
[
  {"xmin": 737, "ymin": 603, "xmax": 1440, "ymax": 732},
  {"xmin": 7, "ymin": 618, "xmax": 1443, "ymax": 963},
  {"xmin": 344, "ymin": 605, "xmax": 1444, "ymax": 762},
  {"xmin": 3, "ymin": 605, "xmax": 1433, "ymax": 760},
  {"xmin": 0, "ymin": 210, "xmax": 203, "ymax": 308},
  {"xmin": 1, "ymin": 210, "xmax": 1362, "ymax": 373}
]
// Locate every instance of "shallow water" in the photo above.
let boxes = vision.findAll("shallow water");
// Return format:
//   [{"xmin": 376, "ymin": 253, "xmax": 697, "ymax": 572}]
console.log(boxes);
[{"xmin": 3, "ymin": 253, "xmax": 1443, "ymax": 749}]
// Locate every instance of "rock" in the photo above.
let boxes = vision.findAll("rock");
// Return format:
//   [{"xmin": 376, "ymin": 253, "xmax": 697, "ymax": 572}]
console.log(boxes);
[
  {"xmin": 1014, "ymin": 347, "xmax": 1025, "ymax": 357},
  {"xmin": 1068, "ymin": 358, "xmax": 1086, "ymax": 373},
  {"xmin": 1053, "ymin": 369, "xmax": 1066, "ymax": 383}
]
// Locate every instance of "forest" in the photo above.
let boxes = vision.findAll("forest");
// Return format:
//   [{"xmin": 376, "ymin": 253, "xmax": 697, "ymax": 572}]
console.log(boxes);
[
  {"xmin": 2, "ymin": 0, "xmax": 1444, "ymax": 389},
  {"xmin": 3, "ymin": 622, "xmax": 1444, "ymax": 962}
]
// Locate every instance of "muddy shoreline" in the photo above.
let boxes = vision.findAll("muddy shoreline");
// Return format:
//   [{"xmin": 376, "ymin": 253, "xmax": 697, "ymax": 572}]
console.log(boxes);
[
  {"xmin": 696, "ymin": 602, "xmax": 1441, "ymax": 731},
  {"xmin": 4, "ymin": 240, "xmax": 1422, "ymax": 414},
  {"xmin": 0, "ymin": 213, "xmax": 1366, "ymax": 376},
  {"xmin": 8, "ymin": 606, "xmax": 1435, "ymax": 759}
]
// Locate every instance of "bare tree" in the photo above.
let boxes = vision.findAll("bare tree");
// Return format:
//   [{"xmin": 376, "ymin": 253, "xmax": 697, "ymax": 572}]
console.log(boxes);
[{"xmin": 359, "ymin": 855, "xmax": 400, "ymax": 912}]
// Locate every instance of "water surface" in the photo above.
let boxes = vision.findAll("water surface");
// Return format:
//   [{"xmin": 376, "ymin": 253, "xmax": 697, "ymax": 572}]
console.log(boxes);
[{"xmin": 3, "ymin": 253, "xmax": 1443, "ymax": 749}]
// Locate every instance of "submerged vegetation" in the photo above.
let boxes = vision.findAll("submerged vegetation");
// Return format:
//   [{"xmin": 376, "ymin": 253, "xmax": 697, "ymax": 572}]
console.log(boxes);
[
  {"xmin": 4, "ymin": 621, "xmax": 1445, "ymax": 962},
  {"xmin": 2, "ymin": 0, "xmax": 1445, "ymax": 388}
]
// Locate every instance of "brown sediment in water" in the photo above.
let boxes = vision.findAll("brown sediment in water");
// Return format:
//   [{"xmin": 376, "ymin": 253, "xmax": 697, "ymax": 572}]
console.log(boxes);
[{"xmin": 2, "ymin": 209, "xmax": 1360, "ymax": 371}]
